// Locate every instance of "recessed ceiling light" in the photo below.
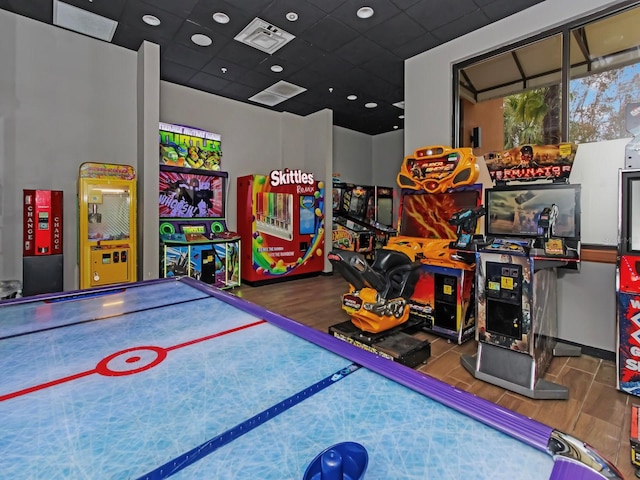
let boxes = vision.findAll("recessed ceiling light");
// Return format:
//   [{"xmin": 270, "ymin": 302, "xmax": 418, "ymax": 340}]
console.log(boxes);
[
  {"xmin": 213, "ymin": 12, "xmax": 230, "ymax": 24},
  {"xmin": 142, "ymin": 14, "xmax": 161, "ymax": 26},
  {"xmin": 347, "ymin": 95, "xmax": 357, "ymax": 101},
  {"xmin": 399, "ymin": 114, "xmax": 405, "ymax": 119},
  {"xmin": 365, "ymin": 102, "xmax": 377, "ymax": 108},
  {"xmin": 329, "ymin": 87, "xmax": 334, "ymax": 93},
  {"xmin": 286, "ymin": 12, "xmax": 298, "ymax": 22},
  {"xmin": 357, "ymin": 7, "xmax": 374, "ymax": 19},
  {"xmin": 191, "ymin": 34, "xmax": 212, "ymax": 47},
  {"xmin": 271, "ymin": 65, "xmax": 284, "ymax": 73}
]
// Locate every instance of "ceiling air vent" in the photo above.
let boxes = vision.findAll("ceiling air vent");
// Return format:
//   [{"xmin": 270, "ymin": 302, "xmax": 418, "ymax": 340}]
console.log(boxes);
[
  {"xmin": 234, "ymin": 18, "xmax": 295, "ymax": 55},
  {"xmin": 249, "ymin": 81, "xmax": 307, "ymax": 106}
]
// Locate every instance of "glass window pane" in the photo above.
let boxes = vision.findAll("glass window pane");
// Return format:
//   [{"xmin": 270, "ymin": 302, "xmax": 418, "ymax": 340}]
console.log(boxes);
[
  {"xmin": 458, "ymin": 34, "xmax": 562, "ymax": 156},
  {"xmin": 569, "ymin": 6, "xmax": 640, "ymax": 144}
]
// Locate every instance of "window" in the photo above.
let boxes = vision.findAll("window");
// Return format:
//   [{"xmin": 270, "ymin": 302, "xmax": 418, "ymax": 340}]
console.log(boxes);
[{"xmin": 455, "ymin": 3, "xmax": 640, "ymax": 155}]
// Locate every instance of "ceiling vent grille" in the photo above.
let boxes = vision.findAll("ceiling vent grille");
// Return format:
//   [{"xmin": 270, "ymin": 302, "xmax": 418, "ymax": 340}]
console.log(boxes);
[
  {"xmin": 234, "ymin": 18, "xmax": 295, "ymax": 55},
  {"xmin": 249, "ymin": 81, "xmax": 307, "ymax": 106}
]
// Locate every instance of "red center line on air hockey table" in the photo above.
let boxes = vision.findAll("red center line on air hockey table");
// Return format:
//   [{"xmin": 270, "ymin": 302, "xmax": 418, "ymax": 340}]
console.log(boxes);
[{"xmin": 0, "ymin": 319, "xmax": 266, "ymax": 402}]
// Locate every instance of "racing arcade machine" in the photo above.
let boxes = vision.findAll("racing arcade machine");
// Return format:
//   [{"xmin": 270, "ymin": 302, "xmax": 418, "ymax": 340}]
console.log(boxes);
[
  {"xmin": 329, "ymin": 146, "xmax": 481, "ymax": 366},
  {"xmin": 461, "ymin": 143, "xmax": 582, "ymax": 400}
]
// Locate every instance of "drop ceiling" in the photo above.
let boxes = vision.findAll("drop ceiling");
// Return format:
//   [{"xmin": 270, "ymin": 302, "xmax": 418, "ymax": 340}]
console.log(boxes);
[{"xmin": 0, "ymin": 0, "xmax": 545, "ymax": 135}]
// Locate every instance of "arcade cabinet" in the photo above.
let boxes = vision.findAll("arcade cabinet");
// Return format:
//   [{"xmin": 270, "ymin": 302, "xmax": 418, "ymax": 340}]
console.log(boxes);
[
  {"xmin": 461, "ymin": 143, "xmax": 582, "ymax": 400},
  {"xmin": 237, "ymin": 170, "xmax": 325, "ymax": 286},
  {"xmin": 617, "ymin": 169, "xmax": 640, "ymax": 396},
  {"xmin": 78, "ymin": 163, "xmax": 137, "ymax": 289},
  {"xmin": 22, "ymin": 189, "xmax": 63, "ymax": 296},
  {"xmin": 158, "ymin": 123, "xmax": 240, "ymax": 290},
  {"xmin": 329, "ymin": 146, "xmax": 481, "ymax": 366}
]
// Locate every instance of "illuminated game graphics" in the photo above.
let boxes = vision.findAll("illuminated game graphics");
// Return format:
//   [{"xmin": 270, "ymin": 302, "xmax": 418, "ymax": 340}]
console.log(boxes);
[
  {"xmin": 0, "ymin": 320, "xmax": 266, "ymax": 402},
  {"xmin": 402, "ymin": 193, "xmax": 470, "ymax": 239},
  {"xmin": 397, "ymin": 146, "xmax": 479, "ymax": 194},
  {"xmin": 159, "ymin": 171, "xmax": 224, "ymax": 218},
  {"xmin": 251, "ymin": 175, "xmax": 325, "ymax": 277}
]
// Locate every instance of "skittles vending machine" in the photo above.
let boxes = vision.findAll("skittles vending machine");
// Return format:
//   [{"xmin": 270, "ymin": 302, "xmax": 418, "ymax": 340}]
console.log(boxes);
[
  {"xmin": 78, "ymin": 163, "xmax": 137, "ymax": 289},
  {"xmin": 237, "ymin": 170, "xmax": 325, "ymax": 285}
]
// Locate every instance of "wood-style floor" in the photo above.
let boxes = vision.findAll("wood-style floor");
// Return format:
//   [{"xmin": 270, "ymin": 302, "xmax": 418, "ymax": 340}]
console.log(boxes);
[{"xmin": 235, "ymin": 273, "xmax": 636, "ymax": 479}]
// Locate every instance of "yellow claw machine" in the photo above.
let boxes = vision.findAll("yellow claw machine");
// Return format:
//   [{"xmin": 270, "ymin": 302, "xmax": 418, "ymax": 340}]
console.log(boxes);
[{"xmin": 78, "ymin": 163, "xmax": 137, "ymax": 289}]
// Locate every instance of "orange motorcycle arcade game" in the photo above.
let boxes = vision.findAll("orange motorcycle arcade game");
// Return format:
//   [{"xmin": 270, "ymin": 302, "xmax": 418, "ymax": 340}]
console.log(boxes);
[{"xmin": 329, "ymin": 146, "xmax": 482, "ymax": 367}]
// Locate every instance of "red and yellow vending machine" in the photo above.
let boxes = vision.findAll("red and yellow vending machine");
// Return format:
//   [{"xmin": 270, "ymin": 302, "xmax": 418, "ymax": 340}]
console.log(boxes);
[
  {"xmin": 78, "ymin": 163, "xmax": 137, "ymax": 289},
  {"xmin": 22, "ymin": 189, "xmax": 64, "ymax": 296},
  {"xmin": 237, "ymin": 170, "xmax": 325, "ymax": 285}
]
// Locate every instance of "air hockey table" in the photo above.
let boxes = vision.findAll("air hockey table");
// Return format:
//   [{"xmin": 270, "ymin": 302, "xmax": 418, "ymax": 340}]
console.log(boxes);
[{"xmin": 0, "ymin": 277, "xmax": 622, "ymax": 479}]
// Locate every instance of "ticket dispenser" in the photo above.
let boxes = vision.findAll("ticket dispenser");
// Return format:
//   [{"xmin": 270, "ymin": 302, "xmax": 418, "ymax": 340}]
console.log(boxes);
[{"xmin": 78, "ymin": 163, "xmax": 137, "ymax": 289}]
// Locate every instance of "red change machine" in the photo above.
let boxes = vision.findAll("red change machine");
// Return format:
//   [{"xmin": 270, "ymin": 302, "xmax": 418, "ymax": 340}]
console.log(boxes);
[{"xmin": 23, "ymin": 189, "xmax": 64, "ymax": 296}]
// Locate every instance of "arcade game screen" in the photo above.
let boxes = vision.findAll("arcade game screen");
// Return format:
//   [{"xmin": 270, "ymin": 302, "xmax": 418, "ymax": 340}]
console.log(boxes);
[
  {"xmin": 159, "ymin": 168, "xmax": 224, "ymax": 219},
  {"xmin": 377, "ymin": 197, "xmax": 393, "ymax": 226},
  {"xmin": 485, "ymin": 184, "xmax": 581, "ymax": 239},
  {"xmin": 400, "ymin": 189, "xmax": 480, "ymax": 239}
]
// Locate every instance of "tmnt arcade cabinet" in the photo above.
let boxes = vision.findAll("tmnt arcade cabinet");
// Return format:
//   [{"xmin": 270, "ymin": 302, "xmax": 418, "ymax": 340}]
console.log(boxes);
[{"xmin": 158, "ymin": 123, "xmax": 240, "ymax": 290}]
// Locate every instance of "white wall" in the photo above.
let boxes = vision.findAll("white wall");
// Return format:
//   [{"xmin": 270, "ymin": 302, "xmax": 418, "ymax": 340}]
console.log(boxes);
[
  {"xmin": 405, "ymin": 0, "xmax": 628, "ymax": 353},
  {"xmin": 333, "ymin": 126, "xmax": 373, "ymax": 184},
  {"xmin": 0, "ymin": 10, "xmax": 137, "ymax": 290}
]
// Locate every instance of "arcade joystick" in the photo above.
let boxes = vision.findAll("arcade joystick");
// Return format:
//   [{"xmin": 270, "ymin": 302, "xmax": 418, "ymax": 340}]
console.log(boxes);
[{"xmin": 303, "ymin": 442, "xmax": 368, "ymax": 480}]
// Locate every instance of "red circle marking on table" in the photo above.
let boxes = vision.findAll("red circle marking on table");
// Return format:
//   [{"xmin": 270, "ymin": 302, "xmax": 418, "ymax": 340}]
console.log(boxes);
[{"xmin": 95, "ymin": 346, "xmax": 168, "ymax": 377}]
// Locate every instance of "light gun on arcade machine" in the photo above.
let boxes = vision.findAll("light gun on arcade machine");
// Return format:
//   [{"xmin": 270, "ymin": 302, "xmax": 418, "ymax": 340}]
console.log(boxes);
[{"xmin": 449, "ymin": 205, "xmax": 485, "ymax": 251}]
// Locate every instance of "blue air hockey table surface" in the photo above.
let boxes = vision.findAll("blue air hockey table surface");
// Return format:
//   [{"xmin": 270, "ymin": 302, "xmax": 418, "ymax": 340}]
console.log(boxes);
[{"xmin": 0, "ymin": 277, "xmax": 621, "ymax": 479}]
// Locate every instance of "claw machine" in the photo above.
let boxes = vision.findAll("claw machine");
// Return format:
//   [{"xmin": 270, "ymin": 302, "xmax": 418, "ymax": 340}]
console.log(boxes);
[
  {"xmin": 78, "ymin": 163, "xmax": 137, "ymax": 289},
  {"xmin": 237, "ymin": 170, "xmax": 325, "ymax": 285}
]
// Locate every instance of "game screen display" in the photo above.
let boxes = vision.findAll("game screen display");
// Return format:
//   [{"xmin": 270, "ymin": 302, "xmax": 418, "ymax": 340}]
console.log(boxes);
[
  {"xmin": 485, "ymin": 184, "xmax": 580, "ymax": 239},
  {"xmin": 400, "ymin": 189, "xmax": 481, "ymax": 239},
  {"xmin": 159, "ymin": 167, "xmax": 224, "ymax": 219},
  {"xmin": 377, "ymin": 197, "xmax": 393, "ymax": 226}
]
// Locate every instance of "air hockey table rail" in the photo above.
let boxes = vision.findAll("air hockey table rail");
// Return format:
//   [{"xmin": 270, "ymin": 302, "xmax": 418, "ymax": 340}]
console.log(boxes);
[{"xmin": 0, "ymin": 277, "xmax": 623, "ymax": 479}]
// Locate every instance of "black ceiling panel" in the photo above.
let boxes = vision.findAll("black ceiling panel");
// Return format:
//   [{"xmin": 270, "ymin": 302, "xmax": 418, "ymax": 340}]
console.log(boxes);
[
  {"xmin": 480, "ymin": 0, "xmax": 546, "ymax": 22},
  {"xmin": 188, "ymin": 70, "xmax": 230, "ymax": 94},
  {"xmin": 202, "ymin": 57, "xmax": 248, "ymax": 81},
  {"xmin": 61, "ymin": 0, "xmax": 127, "ymax": 21},
  {"xmin": 334, "ymin": 36, "xmax": 389, "ymax": 66},
  {"xmin": 0, "ymin": 0, "xmax": 52, "ymax": 23},
  {"xmin": 187, "ymin": 0, "xmax": 254, "ymax": 40},
  {"xmin": 306, "ymin": 0, "xmax": 344, "ymax": 14},
  {"xmin": 301, "ymin": 16, "xmax": 359, "ymax": 53},
  {"xmin": 0, "ymin": 0, "xmax": 544, "ymax": 135},
  {"xmin": 161, "ymin": 60, "xmax": 198, "ymax": 84},
  {"xmin": 331, "ymin": 0, "xmax": 401, "ymax": 33},
  {"xmin": 406, "ymin": 0, "xmax": 480, "ymax": 32},
  {"xmin": 138, "ymin": 0, "xmax": 199, "ymax": 18},
  {"xmin": 363, "ymin": 13, "xmax": 427, "ymax": 50},
  {"xmin": 258, "ymin": 0, "xmax": 326, "ymax": 36}
]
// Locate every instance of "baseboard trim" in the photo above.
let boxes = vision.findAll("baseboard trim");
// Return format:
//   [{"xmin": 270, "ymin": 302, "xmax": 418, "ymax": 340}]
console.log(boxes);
[{"xmin": 556, "ymin": 337, "xmax": 615, "ymax": 362}]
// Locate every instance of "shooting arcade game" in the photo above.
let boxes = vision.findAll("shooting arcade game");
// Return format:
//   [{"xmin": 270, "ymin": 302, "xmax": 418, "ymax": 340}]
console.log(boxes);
[
  {"xmin": 237, "ymin": 169, "xmax": 325, "ymax": 286},
  {"xmin": 329, "ymin": 146, "xmax": 482, "ymax": 367},
  {"xmin": 332, "ymin": 182, "xmax": 397, "ymax": 257},
  {"xmin": 158, "ymin": 123, "xmax": 240, "ymax": 290},
  {"xmin": 78, "ymin": 163, "xmax": 137, "ymax": 289},
  {"xmin": 461, "ymin": 143, "xmax": 582, "ymax": 400}
]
